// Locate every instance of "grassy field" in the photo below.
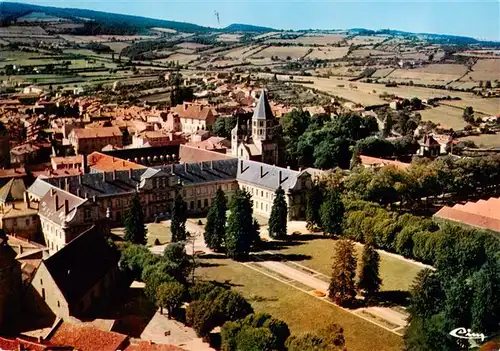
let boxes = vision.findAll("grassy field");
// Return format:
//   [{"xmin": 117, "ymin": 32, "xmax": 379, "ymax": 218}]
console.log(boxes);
[
  {"xmin": 266, "ymin": 34, "xmax": 346, "ymax": 45},
  {"xmin": 254, "ymin": 46, "xmax": 311, "ymax": 59},
  {"xmin": 274, "ymin": 238, "xmax": 423, "ymax": 292},
  {"xmin": 419, "ymin": 105, "xmax": 469, "ymax": 129},
  {"xmin": 458, "ymin": 133, "xmax": 500, "ymax": 148},
  {"xmin": 386, "ymin": 64, "xmax": 468, "ymax": 85},
  {"xmin": 307, "ymin": 47, "xmax": 349, "ymax": 60},
  {"xmin": 196, "ymin": 256, "xmax": 403, "ymax": 351},
  {"xmin": 301, "ymin": 76, "xmax": 500, "ymax": 114}
]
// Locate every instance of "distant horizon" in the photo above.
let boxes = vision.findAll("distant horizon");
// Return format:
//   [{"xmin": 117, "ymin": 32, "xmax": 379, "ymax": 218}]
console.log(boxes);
[{"xmin": 10, "ymin": 0, "xmax": 500, "ymax": 41}]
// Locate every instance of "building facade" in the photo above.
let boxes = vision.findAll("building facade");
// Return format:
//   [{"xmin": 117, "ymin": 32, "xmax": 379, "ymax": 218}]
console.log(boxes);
[
  {"xmin": 31, "ymin": 226, "xmax": 120, "ymax": 319},
  {"xmin": 68, "ymin": 126, "xmax": 123, "ymax": 154},
  {"xmin": 0, "ymin": 235, "xmax": 21, "ymax": 332},
  {"xmin": 237, "ymin": 159, "xmax": 312, "ymax": 220}
]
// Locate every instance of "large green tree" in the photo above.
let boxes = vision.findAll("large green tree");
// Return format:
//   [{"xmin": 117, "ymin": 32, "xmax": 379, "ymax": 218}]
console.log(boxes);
[
  {"xmin": 470, "ymin": 261, "xmax": 500, "ymax": 334},
  {"xmin": 226, "ymin": 189, "xmax": 255, "ymax": 260},
  {"xmin": 357, "ymin": 238, "xmax": 382, "ymax": 299},
  {"xmin": 156, "ymin": 281, "xmax": 185, "ymax": 318},
  {"xmin": 204, "ymin": 188, "xmax": 227, "ymax": 252},
  {"xmin": 124, "ymin": 192, "xmax": 147, "ymax": 245},
  {"xmin": 305, "ymin": 184, "xmax": 323, "ymax": 231},
  {"xmin": 268, "ymin": 186, "xmax": 288, "ymax": 239},
  {"xmin": 286, "ymin": 323, "xmax": 345, "ymax": 351},
  {"xmin": 329, "ymin": 239, "xmax": 357, "ymax": 306},
  {"xmin": 320, "ymin": 191, "xmax": 345, "ymax": 236},
  {"xmin": 171, "ymin": 193, "xmax": 187, "ymax": 242}
]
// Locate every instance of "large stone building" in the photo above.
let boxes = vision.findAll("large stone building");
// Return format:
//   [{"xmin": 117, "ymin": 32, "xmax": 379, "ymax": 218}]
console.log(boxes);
[
  {"xmin": 30, "ymin": 225, "xmax": 120, "ymax": 319},
  {"xmin": 68, "ymin": 126, "xmax": 123, "ymax": 154},
  {"xmin": 231, "ymin": 90, "xmax": 280, "ymax": 165},
  {"xmin": 168, "ymin": 102, "xmax": 218, "ymax": 133},
  {"xmin": 0, "ymin": 234, "xmax": 22, "ymax": 332},
  {"xmin": 237, "ymin": 159, "xmax": 312, "ymax": 220}
]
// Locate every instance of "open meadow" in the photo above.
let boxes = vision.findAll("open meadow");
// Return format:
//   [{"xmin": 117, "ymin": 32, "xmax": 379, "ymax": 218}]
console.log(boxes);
[
  {"xmin": 458, "ymin": 133, "xmax": 500, "ymax": 149},
  {"xmin": 196, "ymin": 255, "xmax": 403, "ymax": 351},
  {"xmin": 254, "ymin": 46, "xmax": 311, "ymax": 59},
  {"xmin": 419, "ymin": 105, "xmax": 470, "ymax": 129},
  {"xmin": 266, "ymin": 34, "xmax": 346, "ymax": 45}
]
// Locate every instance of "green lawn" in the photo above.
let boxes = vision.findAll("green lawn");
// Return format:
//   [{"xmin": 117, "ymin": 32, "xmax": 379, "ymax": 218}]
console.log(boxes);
[
  {"xmin": 146, "ymin": 223, "xmax": 171, "ymax": 245},
  {"xmin": 275, "ymin": 238, "xmax": 423, "ymax": 292},
  {"xmin": 196, "ymin": 256, "xmax": 403, "ymax": 351}
]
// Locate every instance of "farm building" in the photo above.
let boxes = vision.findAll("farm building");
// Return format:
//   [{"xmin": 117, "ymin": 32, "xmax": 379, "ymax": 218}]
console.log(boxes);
[{"xmin": 433, "ymin": 197, "xmax": 500, "ymax": 235}]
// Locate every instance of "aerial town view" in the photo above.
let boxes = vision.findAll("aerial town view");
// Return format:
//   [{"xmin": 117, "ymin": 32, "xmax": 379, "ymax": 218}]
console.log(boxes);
[{"xmin": 0, "ymin": 1, "xmax": 498, "ymax": 350}]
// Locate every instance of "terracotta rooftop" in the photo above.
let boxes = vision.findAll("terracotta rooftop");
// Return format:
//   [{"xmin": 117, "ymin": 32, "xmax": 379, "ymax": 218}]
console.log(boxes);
[
  {"xmin": 124, "ymin": 340, "xmax": 185, "ymax": 351},
  {"xmin": 0, "ymin": 167, "xmax": 27, "ymax": 179},
  {"xmin": 179, "ymin": 144, "xmax": 235, "ymax": 163},
  {"xmin": 172, "ymin": 102, "xmax": 217, "ymax": 120},
  {"xmin": 49, "ymin": 321, "xmax": 127, "ymax": 351},
  {"xmin": 51, "ymin": 155, "xmax": 83, "ymax": 166},
  {"xmin": 360, "ymin": 155, "xmax": 411, "ymax": 171},
  {"xmin": 72, "ymin": 126, "xmax": 122, "ymax": 139},
  {"xmin": 187, "ymin": 137, "xmax": 231, "ymax": 151},
  {"xmin": 88, "ymin": 151, "xmax": 146, "ymax": 171},
  {"xmin": 33, "ymin": 168, "xmax": 83, "ymax": 178},
  {"xmin": 434, "ymin": 197, "xmax": 500, "ymax": 233}
]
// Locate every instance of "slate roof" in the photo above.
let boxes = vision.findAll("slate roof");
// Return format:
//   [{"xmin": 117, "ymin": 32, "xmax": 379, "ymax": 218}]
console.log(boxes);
[
  {"xmin": 39, "ymin": 188, "xmax": 87, "ymax": 225},
  {"xmin": 27, "ymin": 177, "xmax": 59, "ymax": 199},
  {"xmin": 0, "ymin": 178, "xmax": 26, "ymax": 204},
  {"xmin": 38, "ymin": 158, "xmax": 238, "ymax": 199},
  {"xmin": 237, "ymin": 159, "xmax": 304, "ymax": 191},
  {"xmin": 252, "ymin": 90, "xmax": 274, "ymax": 120},
  {"xmin": 43, "ymin": 225, "xmax": 120, "ymax": 306}
]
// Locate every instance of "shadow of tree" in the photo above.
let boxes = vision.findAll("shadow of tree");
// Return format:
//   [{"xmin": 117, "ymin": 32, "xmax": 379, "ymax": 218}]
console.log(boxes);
[
  {"xmin": 198, "ymin": 261, "xmax": 222, "ymax": 268},
  {"xmin": 93, "ymin": 286, "xmax": 157, "ymax": 338}
]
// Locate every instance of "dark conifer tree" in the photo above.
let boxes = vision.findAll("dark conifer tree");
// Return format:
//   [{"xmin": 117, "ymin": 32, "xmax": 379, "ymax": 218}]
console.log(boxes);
[
  {"xmin": 124, "ymin": 192, "xmax": 147, "ymax": 245},
  {"xmin": 329, "ymin": 239, "xmax": 357, "ymax": 306},
  {"xmin": 268, "ymin": 186, "xmax": 288, "ymax": 239},
  {"xmin": 204, "ymin": 188, "xmax": 227, "ymax": 251},
  {"xmin": 171, "ymin": 193, "xmax": 187, "ymax": 242}
]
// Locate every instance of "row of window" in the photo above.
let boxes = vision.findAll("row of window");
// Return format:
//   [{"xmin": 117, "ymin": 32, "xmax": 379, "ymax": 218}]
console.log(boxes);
[{"xmin": 240, "ymin": 185, "xmax": 273, "ymax": 200}]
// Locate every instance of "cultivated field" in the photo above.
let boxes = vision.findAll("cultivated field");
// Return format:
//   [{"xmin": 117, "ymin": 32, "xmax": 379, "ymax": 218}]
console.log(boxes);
[
  {"xmin": 217, "ymin": 34, "xmax": 242, "ymax": 42},
  {"xmin": 176, "ymin": 41, "xmax": 210, "ymax": 49},
  {"xmin": 347, "ymin": 35, "xmax": 388, "ymax": 45},
  {"xmin": 253, "ymin": 46, "xmax": 311, "ymax": 59},
  {"xmin": 306, "ymin": 47, "xmax": 349, "ymax": 60},
  {"xmin": 299, "ymin": 76, "xmax": 500, "ymax": 114},
  {"xmin": 196, "ymin": 256, "xmax": 403, "ymax": 351},
  {"xmin": 386, "ymin": 64, "xmax": 468, "ymax": 85},
  {"xmin": 419, "ymin": 105, "xmax": 469, "ymax": 129},
  {"xmin": 155, "ymin": 53, "xmax": 199, "ymax": 65},
  {"xmin": 458, "ymin": 133, "xmax": 500, "ymax": 148},
  {"xmin": 266, "ymin": 34, "xmax": 346, "ymax": 45},
  {"xmin": 349, "ymin": 49, "xmax": 395, "ymax": 58},
  {"xmin": 220, "ymin": 45, "xmax": 263, "ymax": 59},
  {"xmin": 465, "ymin": 59, "xmax": 500, "ymax": 81},
  {"xmin": 104, "ymin": 42, "xmax": 131, "ymax": 53}
]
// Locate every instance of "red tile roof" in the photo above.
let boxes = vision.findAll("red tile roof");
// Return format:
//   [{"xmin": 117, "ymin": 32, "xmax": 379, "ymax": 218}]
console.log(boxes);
[
  {"xmin": 179, "ymin": 144, "xmax": 234, "ymax": 163},
  {"xmin": 360, "ymin": 155, "xmax": 410, "ymax": 171},
  {"xmin": 72, "ymin": 126, "xmax": 122, "ymax": 139},
  {"xmin": 0, "ymin": 167, "xmax": 27, "ymax": 179},
  {"xmin": 49, "ymin": 322, "xmax": 128, "ymax": 351},
  {"xmin": 434, "ymin": 197, "xmax": 500, "ymax": 233},
  {"xmin": 124, "ymin": 340, "xmax": 185, "ymax": 351},
  {"xmin": 88, "ymin": 152, "xmax": 146, "ymax": 171},
  {"xmin": 0, "ymin": 336, "xmax": 67, "ymax": 351},
  {"xmin": 172, "ymin": 103, "xmax": 217, "ymax": 121}
]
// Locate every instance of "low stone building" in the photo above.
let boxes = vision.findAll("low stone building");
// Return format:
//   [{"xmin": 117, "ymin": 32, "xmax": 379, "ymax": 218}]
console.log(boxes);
[
  {"xmin": 30, "ymin": 225, "xmax": 120, "ymax": 319},
  {"xmin": 68, "ymin": 126, "xmax": 123, "ymax": 154}
]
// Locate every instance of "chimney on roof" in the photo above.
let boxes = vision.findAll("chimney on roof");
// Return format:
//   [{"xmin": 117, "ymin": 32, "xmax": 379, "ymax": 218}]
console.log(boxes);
[
  {"xmin": 55, "ymin": 194, "xmax": 59, "ymax": 210},
  {"xmin": 81, "ymin": 153, "xmax": 88, "ymax": 174},
  {"xmin": 102, "ymin": 171, "xmax": 106, "ymax": 181},
  {"xmin": 64, "ymin": 199, "xmax": 69, "ymax": 215},
  {"xmin": 129, "ymin": 168, "xmax": 133, "ymax": 179},
  {"xmin": 24, "ymin": 192, "xmax": 30, "ymax": 209},
  {"xmin": 113, "ymin": 169, "xmax": 117, "ymax": 181}
]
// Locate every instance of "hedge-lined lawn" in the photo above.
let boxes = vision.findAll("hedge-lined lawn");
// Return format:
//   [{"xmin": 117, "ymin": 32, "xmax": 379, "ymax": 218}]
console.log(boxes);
[
  {"xmin": 196, "ymin": 256, "xmax": 403, "ymax": 351},
  {"xmin": 274, "ymin": 238, "xmax": 423, "ymax": 292},
  {"xmin": 146, "ymin": 223, "xmax": 171, "ymax": 245}
]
